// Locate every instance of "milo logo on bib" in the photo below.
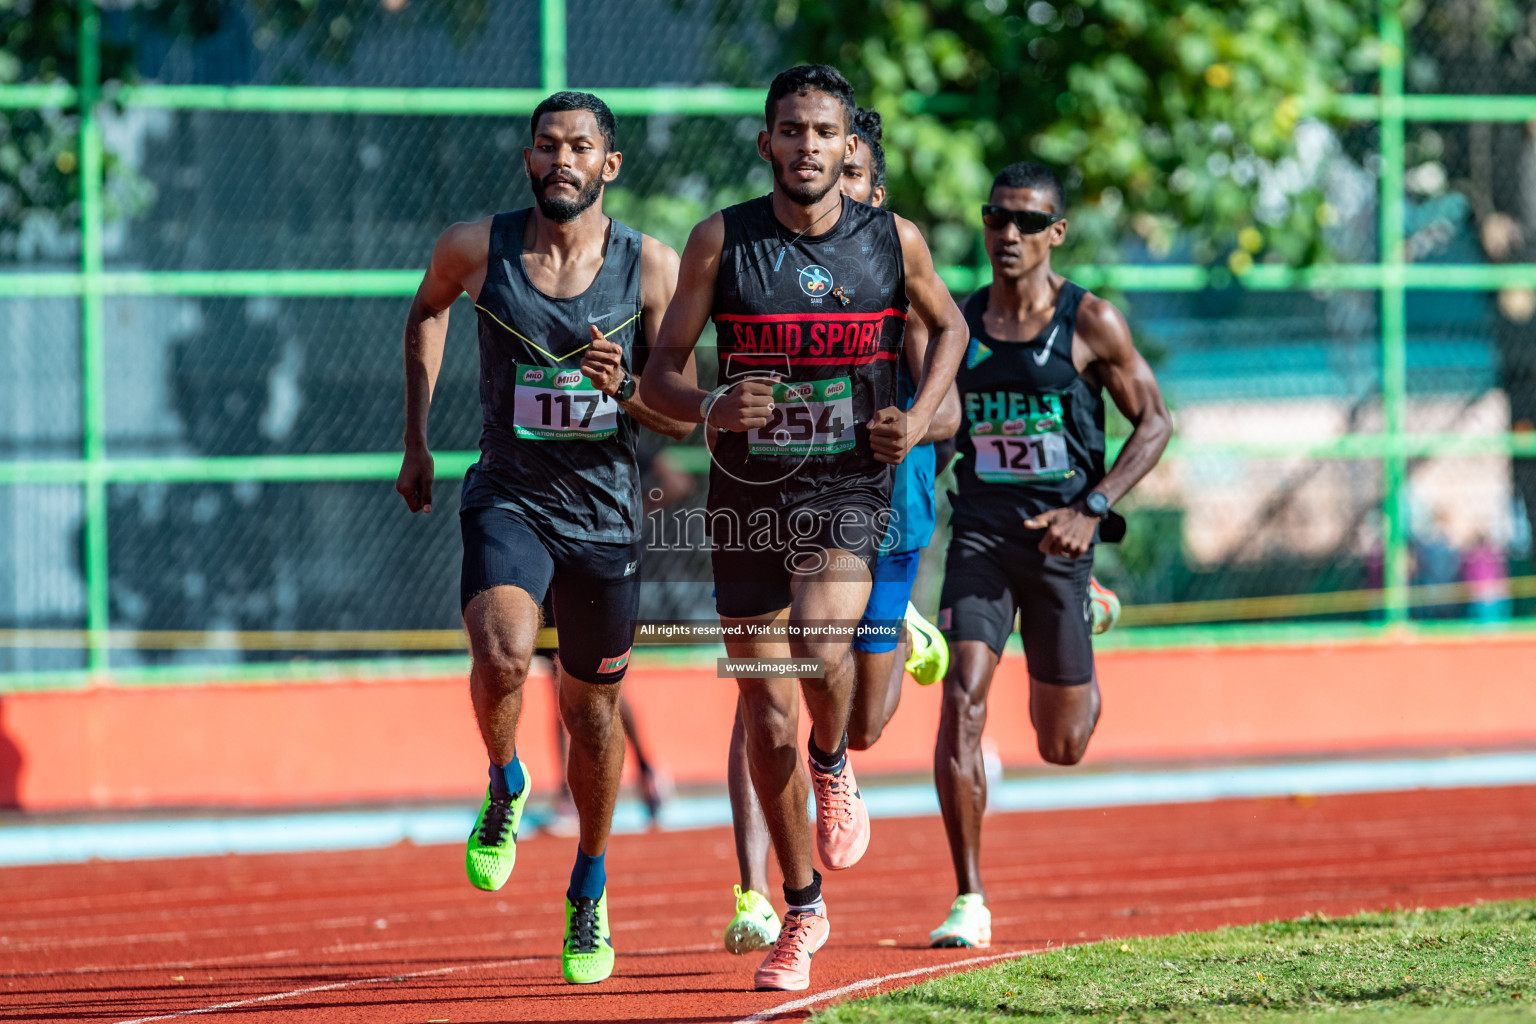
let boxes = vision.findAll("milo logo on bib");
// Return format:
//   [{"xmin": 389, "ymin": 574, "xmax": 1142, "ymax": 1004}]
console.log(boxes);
[{"xmin": 512, "ymin": 362, "xmax": 620, "ymax": 441}]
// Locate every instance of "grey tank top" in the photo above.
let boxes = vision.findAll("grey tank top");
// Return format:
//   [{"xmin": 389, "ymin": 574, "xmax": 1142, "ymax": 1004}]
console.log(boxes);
[{"xmin": 460, "ymin": 209, "xmax": 646, "ymax": 544}]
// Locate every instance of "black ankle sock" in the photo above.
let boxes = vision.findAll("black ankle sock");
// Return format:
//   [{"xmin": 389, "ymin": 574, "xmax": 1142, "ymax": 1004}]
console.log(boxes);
[
  {"xmin": 783, "ymin": 870, "xmax": 822, "ymax": 909},
  {"xmin": 808, "ymin": 732, "xmax": 848, "ymax": 772}
]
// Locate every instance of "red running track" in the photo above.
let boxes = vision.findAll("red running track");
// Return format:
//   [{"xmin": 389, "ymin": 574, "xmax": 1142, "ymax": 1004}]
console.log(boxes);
[{"xmin": 4, "ymin": 785, "xmax": 1535, "ymax": 1023}]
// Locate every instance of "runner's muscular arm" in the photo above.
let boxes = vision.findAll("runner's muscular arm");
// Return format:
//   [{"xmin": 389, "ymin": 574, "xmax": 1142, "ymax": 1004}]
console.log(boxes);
[
  {"xmin": 901, "ymin": 313, "xmax": 962, "ymax": 444},
  {"xmin": 868, "ymin": 216, "xmax": 968, "ymax": 463},
  {"xmin": 396, "ymin": 218, "xmax": 489, "ymax": 513},
  {"xmin": 580, "ymin": 235, "xmax": 696, "ymax": 440},
  {"xmin": 640, "ymin": 213, "xmax": 775, "ymax": 432},
  {"xmin": 1078, "ymin": 296, "xmax": 1171, "ymax": 506},
  {"xmin": 1025, "ymin": 294, "xmax": 1172, "ymax": 557}
]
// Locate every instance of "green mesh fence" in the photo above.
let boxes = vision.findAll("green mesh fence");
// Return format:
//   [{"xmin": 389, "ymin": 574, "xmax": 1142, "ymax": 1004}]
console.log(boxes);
[{"xmin": 3, "ymin": 0, "xmax": 1536, "ymax": 687}]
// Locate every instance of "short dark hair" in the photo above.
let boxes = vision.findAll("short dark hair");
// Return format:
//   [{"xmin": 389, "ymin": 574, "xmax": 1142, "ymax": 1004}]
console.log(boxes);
[
  {"xmin": 765, "ymin": 64, "xmax": 855, "ymax": 130},
  {"xmin": 530, "ymin": 91, "xmax": 618, "ymax": 151},
  {"xmin": 992, "ymin": 161, "xmax": 1065, "ymax": 214},
  {"xmin": 850, "ymin": 107, "xmax": 886, "ymax": 190}
]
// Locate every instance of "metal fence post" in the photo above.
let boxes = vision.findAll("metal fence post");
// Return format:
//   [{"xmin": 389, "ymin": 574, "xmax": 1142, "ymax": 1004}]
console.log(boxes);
[
  {"xmin": 79, "ymin": 0, "xmax": 110, "ymax": 674},
  {"xmin": 1379, "ymin": 0, "xmax": 1410, "ymax": 623}
]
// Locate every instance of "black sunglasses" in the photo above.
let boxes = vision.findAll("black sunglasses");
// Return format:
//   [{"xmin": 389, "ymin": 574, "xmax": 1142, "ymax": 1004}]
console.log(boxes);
[{"xmin": 981, "ymin": 204, "xmax": 1062, "ymax": 233}]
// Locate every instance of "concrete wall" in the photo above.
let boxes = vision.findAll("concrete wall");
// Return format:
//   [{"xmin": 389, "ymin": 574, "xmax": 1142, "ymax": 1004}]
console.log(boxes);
[{"xmin": 3, "ymin": 634, "xmax": 1534, "ymax": 810}]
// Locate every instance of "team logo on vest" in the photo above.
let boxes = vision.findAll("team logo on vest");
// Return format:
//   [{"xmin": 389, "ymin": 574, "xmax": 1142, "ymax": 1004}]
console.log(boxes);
[
  {"xmin": 521, "ymin": 368, "xmax": 545, "ymax": 383},
  {"xmin": 798, "ymin": 265, "xmax": 833, "ymax": 297},
  {"xmin": 967, "ymin": 340, "xmax": 993, "ymax": 369},
  {"xmin": 554, "ymin": 370, "xmax": 584, "ymax": 388}
]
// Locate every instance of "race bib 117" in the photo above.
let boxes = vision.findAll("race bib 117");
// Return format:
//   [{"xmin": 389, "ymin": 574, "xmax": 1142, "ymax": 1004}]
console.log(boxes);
[{"xmin": 512, "ymin": 363, "xmax": 619, "ymax": 441}]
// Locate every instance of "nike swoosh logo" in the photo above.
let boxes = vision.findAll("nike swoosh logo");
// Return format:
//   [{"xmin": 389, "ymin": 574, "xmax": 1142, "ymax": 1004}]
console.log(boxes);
[
  {"xmin": 588, "ymin": 311, "xmax": 615, "ymax": 324},
  {"xmin": 1033, "ymin": 324, "xmax": 1060, "ymax": 366}
]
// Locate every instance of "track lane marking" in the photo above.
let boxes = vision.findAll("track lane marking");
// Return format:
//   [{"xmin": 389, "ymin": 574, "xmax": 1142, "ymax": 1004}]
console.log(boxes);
[
  {"xmin": 112, "ymin": 956, "xmax": 538, "ymax": 1023},
  {"xmin": 0, "ymin": 947, "xmax": 302, "ymax": 979},
  {"xmin": 733, "ymin": 947, "xmax": 1050, "ymax": 1024},
  {"xmin": 1, "ymin": 879, "xmax": 721, "ymax": 937},
  {"xmin": 10, "ymin": 755, "xmax": 1536, "ymax": 869},
  {"xmin": 2, "ymin": 901, "xmax": 722, "ymax": 954},
  {"xmin": 104, "ymin": 941, "xmax": 723, "ymax": 1023}
]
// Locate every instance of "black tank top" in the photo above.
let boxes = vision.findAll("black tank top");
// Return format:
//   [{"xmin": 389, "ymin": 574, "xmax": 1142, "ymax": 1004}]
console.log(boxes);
[
  {"xmin": 951, "ymin": 280, "xmax": 1106, "ymax": 533},
  {"xmin": 708, "ymin": 194, "xmax": 906, "ymax": 508},
  {"xmin": 460, "ymin": 208, "xmax": 646, "ymax": 544}
]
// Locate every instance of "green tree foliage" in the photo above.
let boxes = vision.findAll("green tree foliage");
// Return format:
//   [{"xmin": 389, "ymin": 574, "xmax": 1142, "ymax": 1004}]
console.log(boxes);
[
  {"xmin": 753, "ymin": 0, "xmax": 1384, "ymax": 268},
  {"xmin": 1, "ymin": 0, "xmax": 146, "ymax": 260},
  {"xmin": 0, "ymin": 0, "xmax": 488, "ymax": 261}
]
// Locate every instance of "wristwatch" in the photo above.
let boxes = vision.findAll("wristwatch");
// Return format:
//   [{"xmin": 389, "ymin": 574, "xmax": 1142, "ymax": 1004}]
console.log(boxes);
[
  {"xmin": 614, "ymin": 373, "xmax": 637, "ymax": 402},
  {"xmin": 1083, "ymin": 490, "xmax": 1111, "ymax": 518}
]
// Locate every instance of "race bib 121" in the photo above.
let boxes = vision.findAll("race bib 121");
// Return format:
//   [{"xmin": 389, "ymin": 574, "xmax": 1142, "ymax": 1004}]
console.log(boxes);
[{"xmin": 969, "ymin": 414, "xmax": 1070, "ymax": 483}]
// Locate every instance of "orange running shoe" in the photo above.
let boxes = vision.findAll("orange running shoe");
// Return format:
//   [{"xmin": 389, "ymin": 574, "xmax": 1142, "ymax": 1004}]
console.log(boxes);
[
  {"xmin": 753, "ymin": 908, "xmax": 831, "ymax": 991},
  {"xmin": 1088, "ymin": 577, "xmax": 1121, "ymax": 636},
  {"xmin": 810, "ymin": 757, "xmax": 870, "ymax": 871}
]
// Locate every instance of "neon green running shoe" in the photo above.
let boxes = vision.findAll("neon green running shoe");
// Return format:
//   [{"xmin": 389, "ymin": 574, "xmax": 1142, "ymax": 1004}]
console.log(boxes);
[
  {"xmin": 1089, "ymin": 577, "xmax": 1121, "ymax": 636},
  {"xmin": 929, "ymin": 893, "xmax": 991, "ymax": 948},
  {"xmin": 562, "ymin": 888, "xmax": 615, "ymax": 984},
  {"xmin": 724, "ymin": 884, "xmax": 782, "ymax": 955},
  {"xmin": 464, "ymin": 768, "xmax": 530, "ymax": 892},
  {"xmin": 903, "ymin": 601, "xmax": 949, "ymax": 685}
]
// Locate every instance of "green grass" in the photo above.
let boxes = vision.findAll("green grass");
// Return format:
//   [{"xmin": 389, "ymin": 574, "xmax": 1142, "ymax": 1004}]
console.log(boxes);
[{"xmin": 813, "ymin": 902, "xmax": 1536, "ymax": 1023}]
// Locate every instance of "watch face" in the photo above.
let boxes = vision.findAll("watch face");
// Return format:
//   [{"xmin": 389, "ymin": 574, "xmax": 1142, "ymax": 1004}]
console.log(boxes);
[
  {"xmin": 617, "ymin": 376, "xmax": 636, "ymax": 401},
  {"xmin": 1086, "ymin": 491, "xmax": 1110, "ymax": 516}
]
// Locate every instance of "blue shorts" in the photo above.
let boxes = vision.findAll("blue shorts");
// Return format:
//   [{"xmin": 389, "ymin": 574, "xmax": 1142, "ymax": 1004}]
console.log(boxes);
[{"xmin": 852, "ymin": 549, "xmax": 921, "ymax": 654}]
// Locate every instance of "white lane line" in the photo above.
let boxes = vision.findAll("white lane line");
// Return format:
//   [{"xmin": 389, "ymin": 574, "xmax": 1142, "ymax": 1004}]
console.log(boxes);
[
  {"xmin": 733, "ymin": 947, "xmax": 1049, "ymax": 1024},
  {"xmin": 113, "ymin": 956, "xmax": 536, "ymax": 1024},
  {"xmin": 5, "ymin": 882, "xmax": 702, "ymax": 947},
  {"xmin": 1, "ymin": 947, "xmax": 302, "ymax": 979},
  {"xmin": 1, "ymin": 882, "xmax": 490, "ymax": 933},
  {"xmin": 5, "ymin": 900, "xmax": 715, "ymax": 955},
  {"xmin": 108, "ymin": 941, "xmax": 722, "ymax": 1023},
  {"xmin": 10, "ymin": 752, "xmax": 1536, "ymax": 868}
]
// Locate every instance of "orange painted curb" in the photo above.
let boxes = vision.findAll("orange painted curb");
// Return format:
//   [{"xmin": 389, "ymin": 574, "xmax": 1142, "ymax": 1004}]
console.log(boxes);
[{"xmin": 2, "ymin": 637, "xmax": 1533, "ymax": 811}]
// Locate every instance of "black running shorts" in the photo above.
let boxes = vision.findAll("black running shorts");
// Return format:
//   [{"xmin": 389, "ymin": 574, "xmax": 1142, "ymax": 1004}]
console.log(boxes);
[
  {"xmin": 709, "ymin": 493, "xmax": 887, "ymax": 620},
  {"xmin": 460, "ymin": 506, "xmax": 640, "ymax": 684},
  {"xmin": 937, "ymin": 527, "xmax": 1096, "ymax": 686}
]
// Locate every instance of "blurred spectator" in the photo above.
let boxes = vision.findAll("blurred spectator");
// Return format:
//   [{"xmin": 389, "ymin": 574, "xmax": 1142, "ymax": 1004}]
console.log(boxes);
[
  {"xmin": 1462, "ymin": 535, "xmax": 1511, "ymax": 623},
  {"xmin": 1411, "ymin": 514, "xmax": 1461, "ymax": 619}
]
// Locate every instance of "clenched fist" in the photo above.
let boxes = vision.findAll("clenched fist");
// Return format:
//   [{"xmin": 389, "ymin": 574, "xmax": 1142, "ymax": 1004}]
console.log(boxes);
[
  {"xmin": 580, "ymin": 324, "xmax": 626, "ymax": 396},
  {"xmin": 709, "ymin": 377, "xmax": 778, "ymax": 431}
]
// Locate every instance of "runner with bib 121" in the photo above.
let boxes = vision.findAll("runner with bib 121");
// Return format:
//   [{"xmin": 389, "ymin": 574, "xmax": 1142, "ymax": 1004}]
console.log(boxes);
[{"xmin": 929, "ymin": 161, "xmax": 1172, "ymax": 950}]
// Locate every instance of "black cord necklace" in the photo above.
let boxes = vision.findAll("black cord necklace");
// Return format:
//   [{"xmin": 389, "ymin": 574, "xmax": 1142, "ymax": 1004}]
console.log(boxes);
[{"xmin": 768, "ymin": 195, "xmax": 843, "ymax": 273}]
